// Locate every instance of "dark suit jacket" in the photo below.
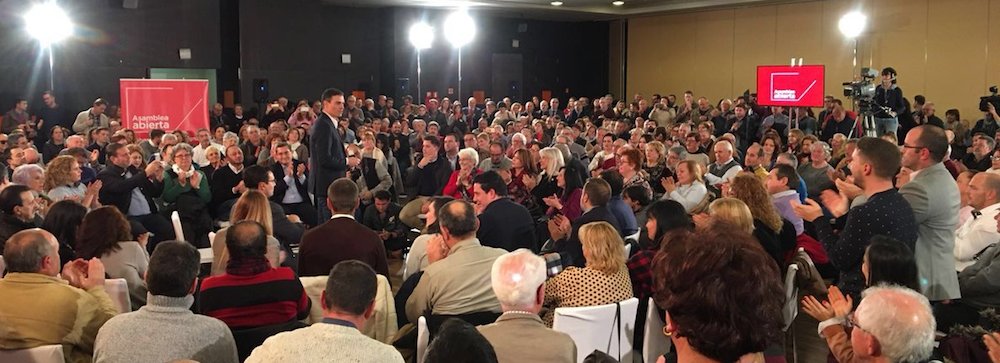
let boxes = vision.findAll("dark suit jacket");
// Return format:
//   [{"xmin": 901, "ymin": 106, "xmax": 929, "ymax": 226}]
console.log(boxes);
[
  {"xmin": 559, "ymin": 205, "xmax": 621, "ymax": 267},
  {"xmin": 96, "ymin": 164, "xmax": 163, "ymax": 216},
  {"xmin": 308, "ymin": 112, "xmax": 347, "ymax": 197},
  {"xmin": 477, "ymin": 198, "xmax": 537, "ymax": 252},
  {"xmin": 271, "ymin": 160, "xmax": 310, "ymax": 205},
  {"xmin": 298, "ymin": 217, "xmax": 389, "ymax": 277},
  {"xmin": 265, "ymin": 200, "xmax": 304, "ymax": 248},
  {"xmin": 210, "ymin": 164, "xmax": 242, "ymax": 211}
]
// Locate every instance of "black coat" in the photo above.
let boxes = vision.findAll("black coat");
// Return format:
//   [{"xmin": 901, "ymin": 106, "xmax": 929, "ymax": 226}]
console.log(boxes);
[
  {"xmin": 477, "ymin": 198, "xmax": 537, "ymax": 252},
  {"xmin": 96, "ymin": 164, "xmax": 163, "ymax": 216},
  {"xmin": 271, "ymin": 160, "xmax": 310, "ymax": 205}
]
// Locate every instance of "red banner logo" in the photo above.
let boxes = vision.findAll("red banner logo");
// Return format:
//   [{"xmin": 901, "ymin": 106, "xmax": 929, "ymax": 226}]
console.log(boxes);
[{"xmin": 120, "ymin": 79, "xmax": 209, "ymax": 139}]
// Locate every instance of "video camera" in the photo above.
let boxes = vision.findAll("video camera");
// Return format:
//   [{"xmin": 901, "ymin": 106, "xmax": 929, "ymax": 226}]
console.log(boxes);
[
  {"xmin": 980, "ymin": 86, "xmax": 1000, "ymax": 112},
  {"xmin": 842, "ymin": 68, "xmax": 879, "ymax": 112}
]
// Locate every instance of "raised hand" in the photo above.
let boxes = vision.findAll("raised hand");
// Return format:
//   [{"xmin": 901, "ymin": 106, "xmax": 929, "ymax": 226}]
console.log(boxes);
[
  {"xmin": 819, "ymin": 189, "xmax": 849, "ymax": 218},
  {"xmin": 790, "ymin": 198, "xmax": 824, "ymax": 222},
  {"xmin": 801, "ymin": 294, "xmax": 835, "ymax": 322}
]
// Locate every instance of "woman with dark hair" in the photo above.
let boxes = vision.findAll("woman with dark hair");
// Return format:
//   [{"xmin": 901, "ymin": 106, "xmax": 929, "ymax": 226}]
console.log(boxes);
[
  {"xmin": 653, "ymin": 224, "xmax": 784, "ymax": 363},
  {"xmin": 628, "ymin": 200, "xmax": 692, "ymax": 301},
  {"xmin": 425, "ymin": 318, "xmax": 498, "ymax": 363},
  {"xmin": 42, "ymin": 126, "xmax": 67, "ymax": 163},
  {"xmin": 506, "ymin": 148, "xmax": 539, "ymax": 215},
  {"xmin": 40, "ymin": 200, "xmax": 87, "ymax": 265},
  {"xmin": 542, "ymin": 165, "xmax": 584, "ymax": 222},
  {"xmin": 76, "ymin": 206, "xmax": 148, "ymax": 310},
  {"xmin": 863, "ymin": 235, "xmax": 920, "ymax": 291}
]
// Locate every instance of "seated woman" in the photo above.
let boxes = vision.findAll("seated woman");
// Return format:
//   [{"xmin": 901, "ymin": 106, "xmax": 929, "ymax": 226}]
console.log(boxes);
[
  {"xmin": 543, "ymin": 221, "xmax": 634, "ymax": 327},
  {"xmin": 542, "ymin": 165, "xmax": 584, "ymax": 222},
  {"xmin": 727, "ymin": 173, "xmax": 797, "ymax": 265},
  {"xmin": 506, "ymin": 148, "xmax": 540, "ymax": 216},
  {"xmin": 653, "ymin": 223, "xmax": 784, "ymax": 363},
  {"xmin": 44, "ymin": 155, "xmax": 101, "ymax": 209},
  {"xmin": 162, "ymin": 143, "xmax": 212, "ymax": 248},
  {"xmin": 661, "ymin": 160, "xmax": 708, "ymax": 213},
  {"xmin": 403, "ymin": 196, "xmax": 454, "ymax": 281},
  {"xmin": 40, "ymin": 200, "xmax": 87, "ymax": 266},
  {"xmin": 211, "ymin": 190, "xmax": 283, "ymax": 276},
  {"xmin": 627, "ymin": 200, "xmax": 692, "ymax": 301},
  {"xmin": 442, "ymin": 148, "xmax": 481, "ymax": 200},
  {"xmin": 618, "ymin": 147, "xmax": 653, "ymax": 200},
  {"xmin": 75, "ymin": 206, "xmax": 149, "ymax": 310}
]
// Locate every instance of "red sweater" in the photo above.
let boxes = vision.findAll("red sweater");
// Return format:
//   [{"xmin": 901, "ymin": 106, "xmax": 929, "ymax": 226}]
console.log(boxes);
[{"xmin": 199, "ymin": 266, "xmax": 311, "ymax": 329}]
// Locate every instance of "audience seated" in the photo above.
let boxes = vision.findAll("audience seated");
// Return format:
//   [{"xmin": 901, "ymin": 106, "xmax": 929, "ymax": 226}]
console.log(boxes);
[
  {"xmin": 299, "ymin": 178, "xmax": 389, "ymax": 277},
  {"xmin": 243, "ymin": 165, "xmax": 305, "ymax": 249},
  {"xmin": 0, "ymin": 229, "xmax": 117, "ymax": 362},
  {"xmin": 543, "ymin": 221, "xmax": 634, "ymax": 326},
  {"xmin": 247, "ymin": 260, "xmax": 404, "ymax": 362},
  {"xmin": 542, "ymin": 164, "xmax": 584, "ymax": 221},
  {"xmin": 44, "ymin": 154, "xmax": 101, "ymax": 208},
  {"xmin": 706, "ymin": 198, "xmax": 784, "ymax": 270},
  {"xmin": 728, "ymin": 173, "xmax": 797, "ymax": 261},
  {"xmin": 425, "ymin": 318, "xmax": 499, "ymax": 363},
  {"xmin": 653, "ymin": 223, "xmax": 782, "ymax": 363},
  {"xmin": 955, "ymin": 172, "xmax": 1000, "ymax": 272},
  {"xmin": 545, "ymin": 178, "xmax": 620, "ymax": 267},
  {"xmin": 40, "ymin": 199, "xmax": 87, "ymax": 265},
  {"xmin": 405, "ymin": 200, "xmax": 506, "ymax": 324},
  {"xmin": 75, "ymin": 206, "xmax": 149, "ymax": 310},
  {"xmin": 627, "ymin": 200, "xmax": 692, "ymax": 301},
  {"xmin": 210, "ymin": 190, "xmax": 282, "ymax": 276},
  {"xmin": 209, "ymin": 145, "xmax": 246, "ymax": 218},
  {"xmin": 94, "ymin": 240, "xmax": 238, "ymax": 363},
  {"xmin": 270, "ymin": 141, "xmax": 317, "ymax": 227},
  {"xmin": 599, "ymin": 170, "xmax": 639, "ymax": 237},
  {"xmin": 766, "ymin": 164, "xmax": 805, "ymax": 235},
  {"xmin": 938, "ymin": 211, "xmax": 1000, "ymax": 333},
  {"xmin": 478, "ymin": 249, "xmax": 576, "ymax": 363},
  {"xmin": 199, "ymin": 220, "xmax": 310, "ymax": 329},
  {"xmin": 403, "ymin": 196, "xmax": 453, "ymax": 280},
  {"xmin": 361, "ymin": 190, "xmax": 408, "ymax": 253},
  {"xmin": 0, "ymin": 185, "xmax": 40, "ymax": 251},
  {"xmin": 442, "ymin": 147, "xmax": 480, "ymax": 200},
  {"xmin": 162, "ymin": 143, "xmax": 212, "ymax": 248},
  {"xmin": 97, "ymin": 143, "xmax": 173, "ymax": 250},
  {"xmin": 472, "ymin": 170, "xmax": 537, "ymax": 252}
]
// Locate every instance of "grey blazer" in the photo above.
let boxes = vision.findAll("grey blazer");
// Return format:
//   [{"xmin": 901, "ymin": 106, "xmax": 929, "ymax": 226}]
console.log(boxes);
[{"xmin": 899, "ymin": 162, "xmax": 961, "ymax": 301}]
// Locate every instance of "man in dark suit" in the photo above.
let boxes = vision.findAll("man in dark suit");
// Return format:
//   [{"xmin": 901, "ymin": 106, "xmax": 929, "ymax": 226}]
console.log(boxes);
[
  {"xmin": 298, "ymin": 178, "xmax": 389, "ymax": 277},
  {"xmin": 96, "ymin": 143, "xmax": 174, "ymax": 251},
  {"xmin": 546, "ymin": 178, "xmax": 620, "ymax": 267},
  {"xmin": 309, "ymin": 88, "xmax": 356, "ymax": 223},
  {"xmin": 271, "ymin": 141, "xmax": 316, "ymax": 227},
  {"xmin": 209, "ymin": 145, "xmax": 246, "ymax": 218},
  {"xmin": 472, "ymin": 171, "xmax": 536, "ymax": 252},
  {"xmin": 244, "ymin": 165, "xmax": 305, "ymax": 251}
]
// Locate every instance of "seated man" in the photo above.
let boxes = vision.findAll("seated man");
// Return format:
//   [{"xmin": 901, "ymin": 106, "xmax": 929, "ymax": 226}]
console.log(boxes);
[
  {"xmin": 199, "ymin": 220, "xmax": 310, "ymax": 329},
  {"xmin": 94, "ymin": 241, "xmax": 238, "ymax": 363},
  {"xmin": 0, "ymin": 229, "xmax": 118, "ymax": 362},
  {"xmin": 243, "ymin": 165, "xmax": 305, "ymax": 249},
  {"xmin": 299, "ymin": 178, "xmax": 389, "ymax": 277},
  {"xmin": 97, "ymin": 143, "xmax": 173, "ymax": 251},
  {"xmin": 478, "ymin": 249, "xmax": 576, "ymax": 363},
  {"xmin": 546, "ymin": 178, "xmax": 620, "ymax": 267},
  {"xmin": 937, "ymin": 210, "xmax": 1000, "ymax": 332},
  {"xmin": 599, "ymin": 170, "xmax": 639, "ymax": 237},
  {"xmin": 838, "ymin": 286, "xmax": 935, "ymax": 363},
  {"xmin": 766, "ymin": 164, "xmax": 804, "ymax": 236},
  {"xmin": 246, "ymin": 261, "xmax": 404, "ymax": 362},
  {"xmin": 210, "ymin": 145, "xmax": 247, "ymax": 218},
  {"xmin": 0, "ymin": 185, "xmax": 40, "ymax": 249},
  {"xmin": 361, "ymin": 190, "xmax": 408, "ymax": 254},
  {"xmin": 954, "ymin": 172, "xmax": 1000, "ymax": 272},
  {"xmin": 270, "ymin": 141, "xmax": 317, "ymax": 227},
  {"xmin": 405, "ymin": 200, "xmax": 507, "ymax": 324},
  {"xmin": 472, "ymin": 170, "xmax": 536, "ymax": 252}
]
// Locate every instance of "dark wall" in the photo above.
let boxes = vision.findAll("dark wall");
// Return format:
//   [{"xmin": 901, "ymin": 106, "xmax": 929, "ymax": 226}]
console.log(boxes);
[{"xmin": 0, "ymin": 0, "xmax": 221, "ymax": 113}]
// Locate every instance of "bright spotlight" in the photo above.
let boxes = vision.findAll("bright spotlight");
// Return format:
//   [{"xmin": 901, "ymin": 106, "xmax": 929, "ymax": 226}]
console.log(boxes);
[
  {"xmin": 838, "ymin": 11, "xmax": 866, "ymax": 39},
  {"xmin": 444, "ymin": 10, "xmax": 475, "ymax": 48},
  {"xmin": 409, "ymin": 23, "xmax": 434, "ymax": 50},
  {"xmin": 24, "ymin": 2, "xmax": 73, "ymax": 46}
]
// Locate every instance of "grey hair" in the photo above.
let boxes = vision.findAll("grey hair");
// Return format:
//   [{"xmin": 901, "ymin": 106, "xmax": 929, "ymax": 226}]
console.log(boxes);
[
  {"xmin": 856, "ymin": 285, "xmax": 935, "ymax": 363},
  {"xmin": 171, "ymin": 143, "xmax": 194, "ymax": 160},
  {"xmin": 553, "ymin": 143, "xmax": 571, "ymax": 161},
  {"xmin": 457, "ymin": 147, "xmax": 479, "ymax": 166},
  {"xmin": 491, "ymin": 249, "xmax": 546, "ymax": 310},
  {"xmin": 11, "ymin": 164, "xmax": 44, "ymax": 186},
  {"xmin": 812, "ymin": 141, "xmax": 832, "ymax": 160},
  {"xmin": 668, "ymin": 146, "xmax": 687, "ymax": 159},
  {"xmin": 776, "ymin": 152, "xmax": 799, "ymax": 169},
  {"xmin": 223, "ymin": 131, "xmax": 239, "ymax": 144},
  {"xmin": 161, "ymin": 133, "xmax": 178, "ymax": 144}
]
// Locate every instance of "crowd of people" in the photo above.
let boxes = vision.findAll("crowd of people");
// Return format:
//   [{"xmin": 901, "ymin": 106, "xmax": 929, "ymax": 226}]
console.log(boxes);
[{"xmin": 3, "ymin": 70, "xmax": 1000, "ymax": 363}]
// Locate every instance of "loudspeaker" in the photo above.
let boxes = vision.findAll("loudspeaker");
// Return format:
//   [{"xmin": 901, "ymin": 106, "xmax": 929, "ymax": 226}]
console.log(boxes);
[{"xmin": 252, "ymin": 79, "xmax": 268, "ymax": 103}]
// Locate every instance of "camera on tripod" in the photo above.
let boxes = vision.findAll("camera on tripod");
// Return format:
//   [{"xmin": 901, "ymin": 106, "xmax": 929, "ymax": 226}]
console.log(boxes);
[
  {"xmin": 842, "ymin": 68, "xmax": 879, "ymax": 112},
  {"xmin": 980, "ymin": 86, "xmax": 1000, "ymax": 112}
]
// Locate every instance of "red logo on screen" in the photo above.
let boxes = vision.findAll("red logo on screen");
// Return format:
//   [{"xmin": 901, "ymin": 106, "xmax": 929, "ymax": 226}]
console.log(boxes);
[{"xmin": 756, "ymin": 65, "xmax": 825, "ymax": 107}]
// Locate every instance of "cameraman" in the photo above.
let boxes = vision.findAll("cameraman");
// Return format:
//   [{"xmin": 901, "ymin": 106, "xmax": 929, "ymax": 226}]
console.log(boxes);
[
  {"xmin": 874, "ymin": 67, "xmax": 905, "ymax": 139},
  {"xmin": 972, "ymin": 102, "xmax": 1000, "ymax": 138}
]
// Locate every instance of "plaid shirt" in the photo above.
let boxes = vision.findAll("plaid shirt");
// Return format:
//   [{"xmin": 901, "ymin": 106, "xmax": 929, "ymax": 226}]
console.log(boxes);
[{"xmin": 627, "ymin": 249, "xmax": 657, "ymax": 301}]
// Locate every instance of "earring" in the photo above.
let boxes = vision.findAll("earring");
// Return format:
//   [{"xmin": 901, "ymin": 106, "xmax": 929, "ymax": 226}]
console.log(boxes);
[{"xmin": 662, "ymin": 326, "xmax": 672, "ymax": 337}]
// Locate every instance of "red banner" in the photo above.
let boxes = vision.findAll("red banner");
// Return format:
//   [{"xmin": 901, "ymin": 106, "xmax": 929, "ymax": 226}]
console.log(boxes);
[
  {"xmin": 756, "ymin": 65, "xmax": 825, "ymax": 107},
  {"xmin": 120, "ymin": 79, "xmax": 209, "ymax": 139}
]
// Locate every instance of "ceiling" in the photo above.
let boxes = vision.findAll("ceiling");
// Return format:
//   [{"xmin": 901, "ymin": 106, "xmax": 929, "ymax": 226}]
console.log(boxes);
[{"xmin": 321, "ymin": 0, "xmax": 804, "ymax": 21}]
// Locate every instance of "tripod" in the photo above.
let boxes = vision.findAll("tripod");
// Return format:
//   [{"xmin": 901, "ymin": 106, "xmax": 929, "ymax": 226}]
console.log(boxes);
[{"xmin": 849, "ymin": 111, "xmax": 878, "ymax": 138}]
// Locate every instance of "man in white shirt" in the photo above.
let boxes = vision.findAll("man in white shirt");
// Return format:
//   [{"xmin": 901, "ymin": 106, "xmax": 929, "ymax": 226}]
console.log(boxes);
[
  {"xmin": 192, "ymin": 128, "xmax": 223, "ymax": 167},
  {"xmin": 705, "ymin": 140, "xmax": 742, "ymax": 190},
  {"xmin": 955, "ymin": 172, "xmax": 1000, "ymax": 271}
]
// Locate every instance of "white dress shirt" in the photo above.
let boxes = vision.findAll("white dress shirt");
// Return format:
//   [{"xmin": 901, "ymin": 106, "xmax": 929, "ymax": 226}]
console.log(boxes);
[{"xmin": 954, "ymin": 202, "xmax": 1000, "ymax": 271}]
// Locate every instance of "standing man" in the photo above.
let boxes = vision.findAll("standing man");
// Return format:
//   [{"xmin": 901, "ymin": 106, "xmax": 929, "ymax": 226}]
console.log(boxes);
[
  {"xmin": 34, "ymin": 91, "xmax": 72, "ymax": 150},
  {"xmin": 310, "ymin": 88, "xmax": 356, "ymax": 222},
  {"xmin": 3, "ymin": 99, "xmax": 29, "ymax": 135},
  {"xmin": 73, "ymin": 98, "xmax": 110, "ymax": 136},
  {"xmin": 898, "ymin": 125, "xmax": 961, "ymax": 302}
]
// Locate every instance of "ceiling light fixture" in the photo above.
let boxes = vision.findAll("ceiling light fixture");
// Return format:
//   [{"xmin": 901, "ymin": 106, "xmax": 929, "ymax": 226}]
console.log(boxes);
[
  {"xmin": 612, "ymin": 1, "xmax": 624, "ymax": 6},
  {"xmin": 550, "ymin": 1, "xmax": 563, "ymax": 6}
]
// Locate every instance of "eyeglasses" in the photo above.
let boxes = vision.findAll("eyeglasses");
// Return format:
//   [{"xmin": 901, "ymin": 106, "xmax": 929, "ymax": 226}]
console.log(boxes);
[
  {"xmin": 847, "ymin": 312, "xmax": 869, "ymax": 334},
  {"xmin": 901, "ymin": 144, "xmax": 926, "ymax": 150}
]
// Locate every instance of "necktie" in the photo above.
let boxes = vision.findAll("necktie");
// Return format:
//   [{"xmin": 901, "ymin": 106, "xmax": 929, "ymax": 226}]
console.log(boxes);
[{"xmin": 973, "ymin": 210, "xmax": 983, "ymax": 219}]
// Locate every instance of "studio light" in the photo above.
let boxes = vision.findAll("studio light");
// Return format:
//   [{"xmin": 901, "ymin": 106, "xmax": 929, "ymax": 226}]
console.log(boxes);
[
  {"xmin": 24, "ymin": 1, "xmax": 73, "ymax": 46},
  {"xmin": 409, "ymin": 22, "xmax": 434, "ymax": 103},
  {"xmin": 838, "ymin": 11, "xmax": 866, "ymax": 39},
  {"xmin": 444, "ymin": 9, "xmax": 476, "ymax": 100},
  {"xmin": 551, "ymin": 1, "xmax": 564, "ymax": 6},
  {"xmin": 612, "ymin": 1, "xmax": 625, "ymax": 6}
]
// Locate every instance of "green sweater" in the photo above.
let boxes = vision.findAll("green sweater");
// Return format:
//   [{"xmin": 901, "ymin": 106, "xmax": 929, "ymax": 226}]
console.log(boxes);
[{"xmin": 162, "ymin": 169, "xmax": 211, "ymax": 203}]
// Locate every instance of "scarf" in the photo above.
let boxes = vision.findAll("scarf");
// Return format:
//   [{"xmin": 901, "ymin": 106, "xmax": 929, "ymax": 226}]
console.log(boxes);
[{"xmin": 225, "ymin": 255, "xmax": 271, "ymax": 276}]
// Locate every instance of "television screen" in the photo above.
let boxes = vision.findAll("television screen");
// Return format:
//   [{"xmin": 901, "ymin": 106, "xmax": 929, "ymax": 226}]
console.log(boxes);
[{"xmin": 756, "ymin": 65, "xmax": 825, "ymax": 107}]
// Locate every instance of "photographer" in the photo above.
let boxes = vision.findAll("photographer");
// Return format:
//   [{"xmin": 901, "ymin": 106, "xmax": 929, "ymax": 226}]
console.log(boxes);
[
  {"xmin": 874, "ymin": 67, "xmax": 906, "ymax": 139},
  {"xmin": 972, "ymin": 102, "xmax": 1000, "ymax": 138}
]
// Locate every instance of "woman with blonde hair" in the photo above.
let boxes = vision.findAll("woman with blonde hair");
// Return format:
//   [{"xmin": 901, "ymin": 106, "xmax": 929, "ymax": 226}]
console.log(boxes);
[
  {"xmin": 543, "ymin": 221, "xmax": 634, "ymax": 326},
  {"xmin": 706, "ymin": 197, "xmax": 783, "ymax": 269},
  {"xmin": 526, "ymin": 147, "xmax": 564, "ymax": 209},
  {"xmin": 45, "ymin": 155, "xmax": 101, "ymax": 208},
  {"xmin": 662, "ymin": 160, "xmax": 708, "ymax": 213},
  {"xmin": 210, "ymin": 190, "xmax": 282, "ymax": 276}
]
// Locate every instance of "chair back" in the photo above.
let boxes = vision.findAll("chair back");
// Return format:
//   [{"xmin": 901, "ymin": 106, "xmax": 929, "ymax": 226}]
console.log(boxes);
[
  {"xmin": 0, "ymin": 255, "xmax": 5, "ymax": 276},
  {"xmin": 642, "ymin": 297, "xmax": 671, "ymax": 363},
  {"xmin": 783, "ymin": 263, "xmax": 800, "ymax": 331},
  {"xmin": 417, "ymin": 316, "xmax": 429, "ymax": 363},
  {"xmin": 553, "ymin": 297, "xmax": 639, "ymax": 363},
  {"xmin": 300, "ymin": 274, "xmax": 398, "ymax": 343},
  {"xmin": 232, "ymin": 320, "xmax": 306, "ymax": 362},
  {"xmin": 104, "ymin": 278, "xmax": 131, "ymax": 313},
  {"xmin": 0, "ymin": 344, "xmax": 65, "ymax": 363}
]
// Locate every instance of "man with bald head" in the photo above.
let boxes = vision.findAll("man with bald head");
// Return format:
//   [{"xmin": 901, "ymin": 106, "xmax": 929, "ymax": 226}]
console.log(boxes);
[
  {"xmin": 0, "ymin": 229, "xmax": 118, "ymax": 362},
  {"xmin": 898, "ymin": 125, "xmax": 961, "ymax": 302},
  {"xmin": 477, "ymin": 249, "xmax": 576, "ymax": 363},
  {"xmin": 954, "ymin": 172, "xmax": 1000, "ymax": 271},
  {"xmin": 704, "ymin": 140, "xmax": 743, "ymax": 192}
]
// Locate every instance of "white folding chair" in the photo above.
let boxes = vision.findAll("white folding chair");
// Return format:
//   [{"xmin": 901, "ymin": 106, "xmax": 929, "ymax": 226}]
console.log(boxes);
[
  {"xmin": 642, "ymin": 297, "xmax": 671, "ymax": 363},
  {"xmin": 104, "ymin": 278, "xmax": 131, "ymax": 313},
  {"xmin": 625, "ymin": 231, "xmax": 640, "ymax": 243},
  {"xmin": 623, "ymin": 243, "xmax": 632, "ymax": 257},
  {"xmin": 170, "ymin": 211, "xmax": 185, "ymax": 242},
  {"xmin": 417, "ymin": 316, "xmax": 429, "ymax": 363},
  {"xmin": 553, "ymin": 297, "xmax": 639, "ymax": 363},
  {"xmin": 208, "ymin": 232, "xmax": 216, "ymax": 247},
  {"xmin": 0, "ymin": 344, "xmax": 65, "ymax": 363},
  {"xmin": 783, "ymin": 263, "xmax": 800, "ymax": 331},
  {"xmin": 299, "ymin": 275, "xmax": 398, "ymax": 344}
]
